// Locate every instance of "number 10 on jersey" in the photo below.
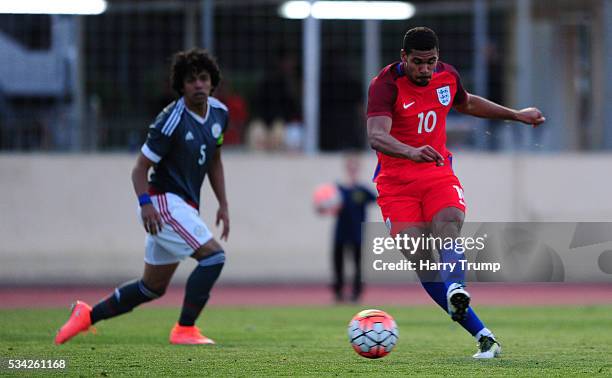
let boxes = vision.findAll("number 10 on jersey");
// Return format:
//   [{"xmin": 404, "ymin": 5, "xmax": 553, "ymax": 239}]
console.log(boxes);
[{"xmin": 417, "ymin": 111, "xmax": 437, "ymax": 134}]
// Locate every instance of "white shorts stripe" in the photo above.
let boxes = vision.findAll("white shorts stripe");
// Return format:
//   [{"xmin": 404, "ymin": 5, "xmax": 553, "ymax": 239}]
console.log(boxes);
[
  {"xmin": 161, "ymin": 194, "xmax": 200, "ymax": 249},
  {"xmin": 158, "ymin": 194, "xmax": 200, "ymax": 250},
  {"xmin": 163, "ymin": 196, "xmax": 200, "ymax": 249},
  {"xmin": 141, "ymin": 192, "xmax": 212, "ymax": 265}
]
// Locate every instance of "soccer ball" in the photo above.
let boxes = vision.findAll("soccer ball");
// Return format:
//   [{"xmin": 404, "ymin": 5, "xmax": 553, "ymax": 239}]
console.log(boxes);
[
  {"xmin": 312, "ymin": 183, "xmax": 342, "ymax": 215},
  {"xmin": 348, "ymin": 309, "xmax": 399, "ymax": 359}
]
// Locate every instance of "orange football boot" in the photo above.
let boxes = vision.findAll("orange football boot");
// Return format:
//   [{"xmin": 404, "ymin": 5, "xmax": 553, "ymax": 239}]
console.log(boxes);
[
  {"xmin": 169, "ymin": 323, "xmax": 215, "ymax": 345},
  {"xmin": 54, "ymin": 301, "xmax": 93, "ymax": 345}
]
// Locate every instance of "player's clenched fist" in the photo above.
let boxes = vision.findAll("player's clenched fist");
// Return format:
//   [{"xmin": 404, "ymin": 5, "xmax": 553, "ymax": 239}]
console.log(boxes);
[
  {"xmin": 515, "ymin": 107, "xmax": 546, "ymax": 128},
  {"xmin": 407, "ymin": 145, "xmax": 445, "ymax": 166},
  {"xmin": 141, "ymin": 204, "xmax": 163, "ymax": 235}
]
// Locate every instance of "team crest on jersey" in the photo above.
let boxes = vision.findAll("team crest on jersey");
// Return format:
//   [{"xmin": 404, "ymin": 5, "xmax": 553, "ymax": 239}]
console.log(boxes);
[
  {"xmin": 436, "ymin": 86, "xmax": 451, "ymax": 106},
  {"xmin": 211, "ymin": 123, "xmax": 222, "ymax": 138}
]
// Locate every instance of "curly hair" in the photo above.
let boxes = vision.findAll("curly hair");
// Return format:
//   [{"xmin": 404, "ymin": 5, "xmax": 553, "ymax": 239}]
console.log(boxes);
[
  {"xmin": 402, "ymin": 27, "xmax": 439, "ymax": 53},
  {"xmin": 170, "ymin": 48, "xmax": 221, "ymax": 96}
]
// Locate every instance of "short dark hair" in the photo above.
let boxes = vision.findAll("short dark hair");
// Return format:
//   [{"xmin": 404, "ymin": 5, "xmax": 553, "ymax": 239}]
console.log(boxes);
[
  {"xmin": 170, "ymin": 48, "xmax": 221, "ymax": 96},
  {"xmin": 402, "ymin": 27, "xmax": 439, "ymax": 53}
]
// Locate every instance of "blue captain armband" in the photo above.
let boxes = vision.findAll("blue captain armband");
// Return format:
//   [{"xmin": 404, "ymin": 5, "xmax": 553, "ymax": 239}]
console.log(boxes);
[{"xmin": 138, "ymin": 193, "xmax": 152, "ymax": 206}]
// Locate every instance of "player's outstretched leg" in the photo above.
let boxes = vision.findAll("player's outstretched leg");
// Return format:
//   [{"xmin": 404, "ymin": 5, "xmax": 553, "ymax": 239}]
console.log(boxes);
[
  {"xmin": 419, "ymin": 280, "xmax": 500, "ymax": 358},
  {"xmin": 439, "ymin": 245, "xmax": 470, "ymax": 321},
  {"xmin": 54, "ymin": 301, "xmax": 93, "ymax": 345},
  {"xmin": 55, "ymin": 270, "xmax": 170, "ymax": 345},
  {"xmin": 89, "ymin": 279, "xmax": 164, "ymax": 323},
  {"xmin": 170, "ymin": 250, "xmax": 225, "ymax": 345},
  {"xmin": 431, "ymin": 209, "xmax": 471, "ymax": 322},
  {"xmin": 430, "ymin": 209, "xmax": 501, "ymax": 357}
]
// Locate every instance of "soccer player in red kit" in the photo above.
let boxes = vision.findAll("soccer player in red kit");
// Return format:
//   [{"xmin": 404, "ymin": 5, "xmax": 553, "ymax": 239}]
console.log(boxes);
[{"xmin": 367, "ymin": 27, "xmax": 545, "ymax": 358}]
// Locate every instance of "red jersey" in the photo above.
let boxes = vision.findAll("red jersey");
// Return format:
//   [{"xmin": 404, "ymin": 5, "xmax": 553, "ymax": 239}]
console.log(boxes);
[{"xmin": 367, "ymin": 61, "xmax": 467, "ymax": 184}]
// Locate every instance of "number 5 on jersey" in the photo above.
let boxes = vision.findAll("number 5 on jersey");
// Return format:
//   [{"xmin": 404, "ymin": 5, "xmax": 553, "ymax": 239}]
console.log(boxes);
[
  {"xmin": 198, "ymin": 144, "xmax": 206, "ymax": 165},
  {"xmin": 417, "ymin": 110, "xmax": 437, "ymax": 134}
]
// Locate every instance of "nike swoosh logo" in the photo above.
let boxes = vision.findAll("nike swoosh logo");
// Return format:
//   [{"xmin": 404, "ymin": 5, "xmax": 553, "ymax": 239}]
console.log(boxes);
[{"xmin": 403, "ymin": 101, "xmax": 415, "ymax": 109}]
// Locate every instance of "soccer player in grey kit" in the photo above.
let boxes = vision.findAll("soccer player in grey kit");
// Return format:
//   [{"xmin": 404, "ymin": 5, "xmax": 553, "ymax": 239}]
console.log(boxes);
[{"xmin": 56, "ymin": 48, "xmax": 230, "ymax": 345}]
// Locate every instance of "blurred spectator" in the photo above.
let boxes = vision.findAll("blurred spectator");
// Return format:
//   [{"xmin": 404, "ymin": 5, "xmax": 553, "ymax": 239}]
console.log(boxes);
[
  {"xmin": 215, "ymin": 80, "xmax": 249, "ymax": 146},
  {"xmin": 248, "ymin": 50, "xmax": 302, "ymax": 151},
  {"xmin": 331, "ymin": 153, "xmax": 376, "ymax": 303},
  {"xmin": 320, "ymin": 53, "xmax": 364, "ymax": 151}
]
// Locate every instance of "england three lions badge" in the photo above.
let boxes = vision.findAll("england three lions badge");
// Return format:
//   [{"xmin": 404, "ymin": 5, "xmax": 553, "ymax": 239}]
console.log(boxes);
[{"xmin": 436, "ymin": 86, "xmax": 451, "ymax": 106}]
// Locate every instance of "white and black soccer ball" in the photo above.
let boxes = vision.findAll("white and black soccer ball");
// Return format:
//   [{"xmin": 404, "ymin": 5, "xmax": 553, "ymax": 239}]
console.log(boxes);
[{"xmin": 348, "ymin": 309, "xmax": 399, "ymax": 359}]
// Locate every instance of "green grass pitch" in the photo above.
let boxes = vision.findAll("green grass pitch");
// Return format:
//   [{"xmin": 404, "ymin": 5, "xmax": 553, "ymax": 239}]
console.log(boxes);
[{"xmin": 1, "ymin": 305, "xmax": 611, "ymax": 376}]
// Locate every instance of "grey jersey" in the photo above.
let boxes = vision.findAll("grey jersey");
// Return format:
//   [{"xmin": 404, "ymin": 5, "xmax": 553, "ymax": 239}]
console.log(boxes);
[{"xmin": 141, "ymin": 96, "xmax": 229, "ymax": 209}]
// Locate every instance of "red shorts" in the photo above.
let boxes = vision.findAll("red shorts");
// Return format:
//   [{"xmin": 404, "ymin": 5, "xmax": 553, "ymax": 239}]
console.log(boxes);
[{"xmin": 377, "ymin": 173, "xmax": 466, "ymax": 235}]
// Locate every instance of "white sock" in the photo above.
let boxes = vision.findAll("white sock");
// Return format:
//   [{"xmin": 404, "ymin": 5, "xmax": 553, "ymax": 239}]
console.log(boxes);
[{"xmin": 475, "ymin": 327, "xmax": 494, "ymax": 341}]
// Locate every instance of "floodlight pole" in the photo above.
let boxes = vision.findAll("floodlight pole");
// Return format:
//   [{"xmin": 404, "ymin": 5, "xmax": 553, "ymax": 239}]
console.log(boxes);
[
  {"xmin": 201, "ymin": 0, "xmax": 214, "ymax": 53},
  {"xmin": 53, "ymin": 15, "xmax": 84, "ymax": 151},
  {"xmin": 303, "ymin": 11, "xmax": 321, "ymax": 154},
  {"xmin": 511, "ymin": 0, "xmax": 533, "ymax": 220},
  {"xmin": 363, "ymin": 19, "xmax": 380, "ymax": 110},
  {"xmin": 514, "ymin": 0, "xmax": 532, "ymax": 150}
]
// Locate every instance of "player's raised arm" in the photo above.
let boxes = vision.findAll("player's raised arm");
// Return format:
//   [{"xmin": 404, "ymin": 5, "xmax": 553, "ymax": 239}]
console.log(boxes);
[
  {"xmin": 453, "ymin": 93, "xmax": 546, "ymax": 128},
  {"xmin": 367, "ymin": 116, "xmax": 444, "ymax": 165}
]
